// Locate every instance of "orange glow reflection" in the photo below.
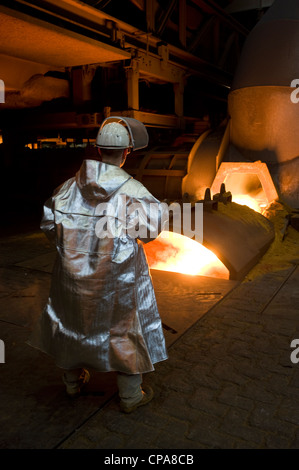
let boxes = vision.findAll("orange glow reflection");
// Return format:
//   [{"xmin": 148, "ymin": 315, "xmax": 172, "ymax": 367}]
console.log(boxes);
[
  {"xmin": 224, "ymin": 174, "xmax": 267, "ymax": 214},
  {"xmin": 144, "ymin": 231, "xmax": 229, "ymax": 279},
  {"xmin": 232, "ymin": 194, "xmax": 263, "ymax": 213}
]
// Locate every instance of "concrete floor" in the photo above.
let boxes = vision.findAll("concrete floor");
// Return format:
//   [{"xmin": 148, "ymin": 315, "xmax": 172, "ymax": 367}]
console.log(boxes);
[{"xmin": 0, "ymin": 203, "xmax": 299, "ymax": 450}]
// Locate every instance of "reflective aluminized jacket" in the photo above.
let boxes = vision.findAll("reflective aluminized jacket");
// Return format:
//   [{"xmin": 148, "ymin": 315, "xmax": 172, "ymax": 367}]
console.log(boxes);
[{"xmin": 29, "ymin": 159, "xmax": 168, "ymax": 374}]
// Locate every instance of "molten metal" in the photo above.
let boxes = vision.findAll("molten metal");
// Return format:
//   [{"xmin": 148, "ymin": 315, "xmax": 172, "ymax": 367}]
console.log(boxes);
[
  {"xmin": 232, "ymin": 194, "xmax": 264, "ymax": 213},
  {"xmin": 144, "ymin": 231, "xmax": 229, "ymax": 279}
]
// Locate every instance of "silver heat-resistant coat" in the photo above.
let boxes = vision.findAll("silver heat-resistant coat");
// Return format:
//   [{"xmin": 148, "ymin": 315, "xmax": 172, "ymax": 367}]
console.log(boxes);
[{"xmin": 28, "ymin": 159, "xmax": 168, "ymax": 374}]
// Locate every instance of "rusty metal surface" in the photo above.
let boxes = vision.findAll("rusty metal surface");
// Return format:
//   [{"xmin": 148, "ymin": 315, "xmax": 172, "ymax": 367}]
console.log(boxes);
[{"xmin": 201, "ymin": 202, "xmax": 275, "ymax": 281}]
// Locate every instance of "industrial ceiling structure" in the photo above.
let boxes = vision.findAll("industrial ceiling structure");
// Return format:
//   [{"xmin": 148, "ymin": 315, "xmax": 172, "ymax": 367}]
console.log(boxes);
[{"xmin": 0, "ymin": 0, "xmax": 273, "ymax": 131}]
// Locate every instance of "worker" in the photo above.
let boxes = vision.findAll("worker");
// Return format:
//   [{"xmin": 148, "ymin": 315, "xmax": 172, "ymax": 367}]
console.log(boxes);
[{"xmin": 28, "ymin": 116, "xmax": 168, "ymax": 413}]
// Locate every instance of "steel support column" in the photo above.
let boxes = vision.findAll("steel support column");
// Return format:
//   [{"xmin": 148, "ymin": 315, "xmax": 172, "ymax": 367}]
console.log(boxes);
[{"xmin": 125, "ymin": 59, "xmax": 140, "ymax": 110}]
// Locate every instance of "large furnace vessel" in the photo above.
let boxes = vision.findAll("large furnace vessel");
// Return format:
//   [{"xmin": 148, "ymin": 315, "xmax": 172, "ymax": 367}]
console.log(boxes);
[
  {"xmin": 228, "ymin": 0, "xmax": 299, "ymax": 209},
  {"xmin": 183, "ymin": 0, "xmax": 299, "ymax": 210}
]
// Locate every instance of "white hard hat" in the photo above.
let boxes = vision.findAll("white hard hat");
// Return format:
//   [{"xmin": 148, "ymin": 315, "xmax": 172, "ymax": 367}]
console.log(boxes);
[
  {"xmin": 96, "ymin": 121, "xmax": 131, "ymax": 149},
  {"xmin": 96, "ymin": 116, "xmax": 149, "ymax": 151}
]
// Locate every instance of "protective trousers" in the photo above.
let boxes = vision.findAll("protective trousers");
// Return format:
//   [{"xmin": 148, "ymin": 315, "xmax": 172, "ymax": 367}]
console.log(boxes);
[{"xmin": 63, "ymin": 369, "xmax": 143, "ymax": 406}]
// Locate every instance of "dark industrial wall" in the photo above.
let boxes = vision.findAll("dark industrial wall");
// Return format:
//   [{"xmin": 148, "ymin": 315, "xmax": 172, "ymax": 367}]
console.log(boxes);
[{"xmin": 0, "ymin": 144, "xmax": 89, "ymax": 236}]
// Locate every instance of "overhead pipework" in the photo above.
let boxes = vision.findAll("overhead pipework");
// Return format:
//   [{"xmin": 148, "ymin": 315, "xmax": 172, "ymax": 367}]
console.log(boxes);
[{"xmin": 0, "ymin": 0, "xmax": 248, "ymax": 127}]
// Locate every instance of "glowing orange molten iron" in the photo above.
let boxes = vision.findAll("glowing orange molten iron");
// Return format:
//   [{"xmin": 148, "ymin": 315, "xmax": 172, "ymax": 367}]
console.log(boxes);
[
  {"xmin": 232, "ymin": 191, "xmax": 267, "ymax": 214},
  {"xmin": 144, "ymin": 231, "xmax": 229, "ymax": 279},
  {"xmin": 144, "ymin": 189, "xmax": 266, "ymax": 279},
  {"xmin": 232, "ymin": 195, "xmax": 262, "ymax": 213}
]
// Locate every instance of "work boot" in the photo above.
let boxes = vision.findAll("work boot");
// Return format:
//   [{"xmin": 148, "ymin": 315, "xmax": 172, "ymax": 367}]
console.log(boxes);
[
  {"xmin": 62, "ymin": 368, "xmax": 90, "ymax": 397},
  {"xmin": 120, "ymin": 384, "xmax": 154, "ymax": 413}
]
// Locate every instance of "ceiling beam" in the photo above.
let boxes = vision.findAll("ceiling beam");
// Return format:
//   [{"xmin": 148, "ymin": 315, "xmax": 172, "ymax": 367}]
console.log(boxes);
[
  {"xmin": 191, "ymin": 0, "xmax": 249, "ymax": 36},
  {"xmin": 225, "ymin": 0, "xmax": 274, "ymax": 14}
]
